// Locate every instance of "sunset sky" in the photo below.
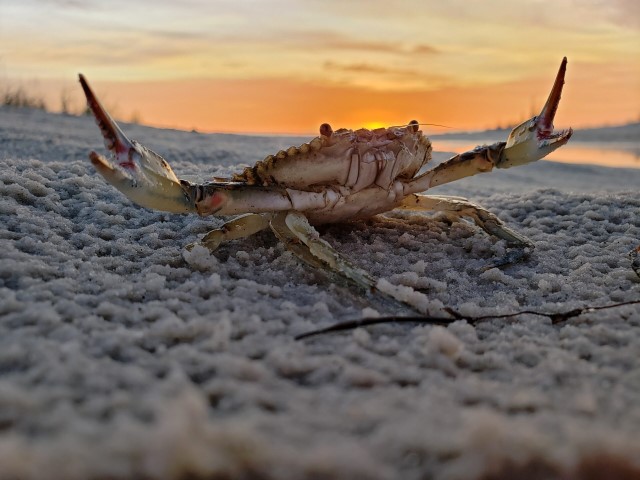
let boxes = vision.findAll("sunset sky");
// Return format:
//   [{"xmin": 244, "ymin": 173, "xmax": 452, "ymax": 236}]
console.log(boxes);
[{"xmin": 1, "ymin": 0, "xmax": 639, "ymax": 134}]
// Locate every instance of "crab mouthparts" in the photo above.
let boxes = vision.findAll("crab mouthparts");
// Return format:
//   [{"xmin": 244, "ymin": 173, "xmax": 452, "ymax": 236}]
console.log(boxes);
[
  {"xmin": 536, "ymin": 57, "xmax": 572, "ymax": 142},
  {"xmin": 79, "ymin": 74, "xmax": 135, "ymax": 158}
]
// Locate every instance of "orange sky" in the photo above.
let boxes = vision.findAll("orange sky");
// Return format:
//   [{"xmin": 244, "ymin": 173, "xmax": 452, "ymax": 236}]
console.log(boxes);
[{"xmin": 1, "ymin": 1, "xmax": 639, "ymax": 134}]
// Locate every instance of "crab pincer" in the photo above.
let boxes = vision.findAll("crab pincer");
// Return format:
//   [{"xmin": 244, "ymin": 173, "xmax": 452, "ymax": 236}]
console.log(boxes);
[{"xmin": 79, "ymin": 74, "xmax": 194, "ymax": 214}]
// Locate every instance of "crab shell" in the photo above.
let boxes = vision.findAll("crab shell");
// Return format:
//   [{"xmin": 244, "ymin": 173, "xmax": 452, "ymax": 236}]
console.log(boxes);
[{"xmin": 232, "ymin": 122, "xmax": 432, "ymax": 193}]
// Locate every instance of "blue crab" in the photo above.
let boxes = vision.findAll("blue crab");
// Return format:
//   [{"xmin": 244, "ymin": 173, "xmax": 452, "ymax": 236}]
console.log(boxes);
[{"xmin": 79, "ymin": 58, "xmax": 572, "ymax": 307}]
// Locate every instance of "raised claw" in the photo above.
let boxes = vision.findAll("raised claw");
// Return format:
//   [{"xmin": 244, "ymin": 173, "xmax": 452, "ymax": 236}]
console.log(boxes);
[
  {"xmin": 407, "ymin": 58, "xmax": 573, "ymax": 193},
  {"xmin": 498, "ymin": 57, "xmax": 573, "ymax": 168},
  {"xmin": 79, "ymin": 74, "xmax": 195, "ymax": 214}
]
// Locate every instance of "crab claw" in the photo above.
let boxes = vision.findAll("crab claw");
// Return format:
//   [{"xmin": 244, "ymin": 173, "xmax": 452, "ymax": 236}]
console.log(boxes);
[
  {"xmin": 498, "ymin": 57, "xmax": 573, "ymax": 168},
  {"xmin": 79, "ymin": 74, "xmax": 195, "ymax": 213}
]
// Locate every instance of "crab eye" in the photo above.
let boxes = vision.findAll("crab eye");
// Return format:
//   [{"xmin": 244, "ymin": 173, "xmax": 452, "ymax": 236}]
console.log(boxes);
[
  {"xmin": 320, "ymin": 123, "xmax": 333, "ymax": 137},
  {"xmin": 408, "ymin": 120, "xmax": 419, "ymax": 133}
]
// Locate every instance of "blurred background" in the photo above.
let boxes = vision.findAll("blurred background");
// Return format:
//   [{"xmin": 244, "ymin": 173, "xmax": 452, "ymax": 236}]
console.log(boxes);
[{"xmin": 0, "ymin": 0, "xmax": 638, "ymax": 135}]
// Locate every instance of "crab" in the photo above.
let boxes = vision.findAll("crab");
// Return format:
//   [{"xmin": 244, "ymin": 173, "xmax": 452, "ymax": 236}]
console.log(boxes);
[{"xmin": 78, "ymin": 58, "xmax": 572, "ymax": 309}]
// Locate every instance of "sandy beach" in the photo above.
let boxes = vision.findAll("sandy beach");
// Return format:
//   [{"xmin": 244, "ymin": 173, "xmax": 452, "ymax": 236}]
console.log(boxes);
[{"xmin": 1, "ymin": 107, "xmax": 639, "ymax": 479}]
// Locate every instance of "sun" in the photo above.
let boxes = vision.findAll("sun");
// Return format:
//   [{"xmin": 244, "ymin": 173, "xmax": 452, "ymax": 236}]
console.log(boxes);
[{"xmin": 362, "ymin": 121, "xmax": 387, "ymax": 130}]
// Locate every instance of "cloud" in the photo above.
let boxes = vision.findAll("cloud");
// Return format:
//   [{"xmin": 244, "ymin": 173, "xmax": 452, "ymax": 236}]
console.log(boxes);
[
  {"xmin": 145, "ymin": 29, "xmax": 208, "ymax": 41},
  {"xmin": 323, "ymin": 61, "xmax": 420, "ymax": 77},
  {"xmin": 279, "ymin": 30, "xmax": 439, "ymax": 56},
  {"xmin": 608, "ymin": 0, "xmax": 640, "ymax": 28},
  {"xmin": 20, "ymin": 0, "xmax": 104, "ymax": 9},
  {"xmin": 411, "ymin": 44, "xmax": 439, "ymax": 55}
]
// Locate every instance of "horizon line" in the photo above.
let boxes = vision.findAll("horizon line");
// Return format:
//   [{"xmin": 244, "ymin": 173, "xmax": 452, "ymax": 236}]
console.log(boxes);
[{"xmin": 1, "ymin": 104, "xmax": 639, "ymax": 138}]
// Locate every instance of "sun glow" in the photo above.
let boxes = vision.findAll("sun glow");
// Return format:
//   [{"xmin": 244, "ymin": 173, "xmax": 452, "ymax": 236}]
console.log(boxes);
[{"xmin": 362, "ymin": 121, "xmax": 388, "ymax": 130}]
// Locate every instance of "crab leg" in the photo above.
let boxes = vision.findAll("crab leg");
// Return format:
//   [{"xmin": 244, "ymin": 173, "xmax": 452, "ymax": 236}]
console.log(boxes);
[
  {"xmin": 270, "ymin": 211, "xmax": 417, "ymax": 310},
  {"xmin": 269, "ymin": 213, "xmax": 329, "ymax": 271},
  {"xmin": 182, "ymin": 181, "xmax": 339, "ymax": 217},
  {"xmin": 397, "ymin": 194, "xmax": 533, "ymax": 269},
  {"xmin": 631, "ymin": 246, "xmax": 640, "ymax": 278},
  {"xmin": 270, "ymin": 211, "xmax": 378, "ymax": 290},
  {"xmin": 409, "ymin": 142, "xmax": 507, "ymax": 192},
  {"xmin": 405, "ymin": 58, "xmax": 572, "ymax": 194},
  {"xmin": 186, "ymin": 213, "xmax": 272, "ymax": 252}
]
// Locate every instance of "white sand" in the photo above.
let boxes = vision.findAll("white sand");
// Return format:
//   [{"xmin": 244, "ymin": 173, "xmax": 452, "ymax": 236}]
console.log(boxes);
[{"xmin": 1, "ymin": 107, "xmax": 639, "ymax": 479}]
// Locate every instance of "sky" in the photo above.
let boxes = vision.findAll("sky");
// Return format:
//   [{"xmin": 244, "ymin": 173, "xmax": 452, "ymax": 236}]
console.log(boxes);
[{"xmin": 1, "ymin": 0, "xmax": 639, "ymax": 134}]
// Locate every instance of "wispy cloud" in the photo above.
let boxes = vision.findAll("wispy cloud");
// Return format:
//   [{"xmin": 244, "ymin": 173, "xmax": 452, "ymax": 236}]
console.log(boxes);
[
  {"xmin": 320, "ymin": 60, "xmax": 457, "ymax": 91},
  {"xmin": 323, "ymin": 61, "xmax": 420, "ymax": 76},
  {"xmin": 284, "ymin": 30, "xmax": 439, "ymax": 56},
  {"xmin": 607, "ymin": 0, "xmax": 640, "ymax": 28}
]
